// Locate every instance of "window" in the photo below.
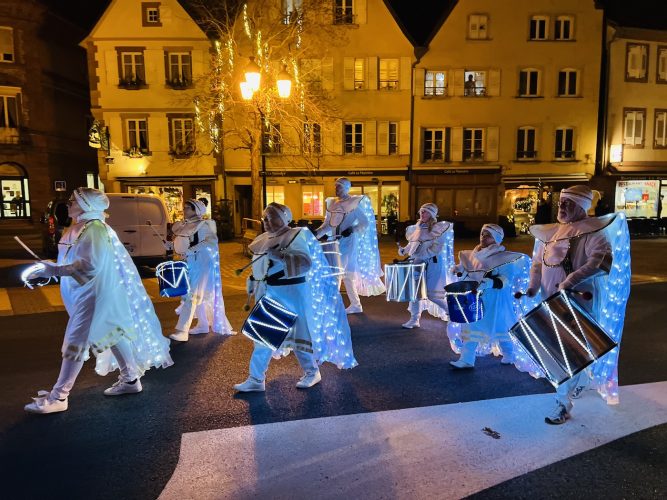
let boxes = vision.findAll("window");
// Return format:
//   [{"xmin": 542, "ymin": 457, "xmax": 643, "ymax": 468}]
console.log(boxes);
[
  {"xmin": 302, "ymin": 185, "xmax": 324, "ymax": 217},
  {"xmin": 623, "ymin": 109, "xmax": 645, "ymax": 147},
  {"xmin": 300, "ymin": 58, "xmax": 322, "ymax": 90},
  {"xmin": 303, "ymin": 122, "xmax": 321, "ymax": 154},
  {"xmin": 517, "ymin": 127, "xmax": 537, "ymax": 159},
  {"xmin": 425, "ymin": 71, "xmax": 447, "ymax": 96},
  {"xmin": 655, "ymin": 110, "xmax": 667, "ymax": 148},
  {"xmin": 464, "ymin": 70, "xmax": 486, "ymax": 96},
  {"xmin": 141, "ymin": 3, "xmax": 162, "ymax": 27},
  {"xmin": 263, "ymin": 122, "xmax": 282, "ymax": 154},
  {"xmin": 282, "ymin": 0, "xmax": 303, "ymax": 24},
  {"xmin": 0, "ymin": 27, "xmax": 14, "ymax": 63},
  {"xmin": 0, "ymin": 92, "xmax": 20, "ymax": 129},
  {"xmin": 557, "ymin": 69, "xmax": 578, "ymax": 96},
  {"xmin": 626, "ymin": 43, "xmax": 648, "ymax": 81},
  {"xmin": 117, "ymin": 49, "xmax": 146, "ymax": 87},
  {"xmin": 554, "ymin": 127, "xmax": 575, "ymax": 159},
  {"xmin": 529, "ymin": 16, "xmax": 549, "ymax": 40},
  {"xmin": 334, "ymin": 0, "xmax": 354, "ymax": 25},
  {"xmin": 168, "ymin": 115, "xmax": 195, "ymax": 156},
  {"xmin": 354, "ymin": 58, "xmax": 365, "ymax": 89},
  {"xmin": 126, "ymin": 118, "xmax": 149, "ymax": 155},
  {"xmin": 555, "ymin": 16, "xmax": 574, "ymax": 40},
  {"xmin": 657, "ymin": 46, "xmax": 667, "ymax": 84},
  {"xmin": 266, "ymin": 186, "xmax": 285, "ymax": 205},
  {"xmin": 379, "ymin": 58, "xmax": 399, "ymax": 90},
  {"xmin": 388, "ymin": 122, "xmax": 398, "ymax": 154},
  {"xmin": 423, "ymin": 129, "xmax": 445, "ymax": 161},
  {"xmin": 344, "ymin": 122, "xmax": 363, "ymax": 153},
  {"xmin": 468, "ymin": 14, "xmax": 488, "ymax": 39},
  {"xmin": 519, "ymin": 69, "xmax": 540, "ymax": 96},
  {"xmin": 463, "ymin": 128, "xmax": 484, "ymax": 161},
  {"xmin": 166, "ymin": 52, "xmax": 192, "ymax": 88}
]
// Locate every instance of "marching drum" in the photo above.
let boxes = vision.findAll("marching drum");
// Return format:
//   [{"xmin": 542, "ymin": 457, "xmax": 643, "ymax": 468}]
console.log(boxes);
[
  {"xmin": 444, "ymin": 281, "xmax": 484, "ymax": 324},
  {"xmin": 241, "ymin": 296, "xmax": 298, "ymax": 350},
  {"xmin": 155, "ymin": 261, "xmax": 190, "ymax": 297},
  {"xmin": 385, "ymin": 262, "xmax": 427, "ymax": 302},
  {"xmin": 320, "ymin": 240, "xmax": 344, "ymax": 279},
  {"xmin": 509, "ymin": 290, "xmax": 617, "ymax": 387}
]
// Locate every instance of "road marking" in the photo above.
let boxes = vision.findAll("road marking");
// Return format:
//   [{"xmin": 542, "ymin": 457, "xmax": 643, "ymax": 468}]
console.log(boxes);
[
  {"xmin": 160, "ymin": 382, "xmax": 667, "ymax": 500},
  {"xmin": 0, "ymin": 288, "xmax": 11, "ymax": 316}
]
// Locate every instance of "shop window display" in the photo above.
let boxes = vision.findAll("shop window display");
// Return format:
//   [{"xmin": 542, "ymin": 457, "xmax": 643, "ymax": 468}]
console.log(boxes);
[{"xmin": 128, "ymin": 185, "xmax": 184, "ymax": 222}]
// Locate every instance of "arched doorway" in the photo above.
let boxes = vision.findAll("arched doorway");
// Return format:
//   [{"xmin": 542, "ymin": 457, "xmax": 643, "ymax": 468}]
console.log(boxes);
[{"xmin": 0, "ymin": 162, "xmax": 31, "ymax": 219}]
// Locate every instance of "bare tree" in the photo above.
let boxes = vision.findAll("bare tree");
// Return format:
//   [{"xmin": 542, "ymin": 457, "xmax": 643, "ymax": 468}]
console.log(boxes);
[{"xmin": 191, "ymin": 0, "xmax": 346, "ymax": 220}]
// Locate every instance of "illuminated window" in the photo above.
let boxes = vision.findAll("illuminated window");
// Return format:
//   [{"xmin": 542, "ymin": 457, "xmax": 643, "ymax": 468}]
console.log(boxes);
[
  {"xmin": 379, "ymin": 58, "xmax": 399, "ymax": 90},
  {"xmin": 334, "ymin": 0, "xmax": 354, "ymax": 25},
  {"xmin": 354, "ymin": 58, "xmax": 365, "ymax": 89},
  {"xmin": 626, "ymin": 43, "xmax": 648, "ymax": 82},
  {"xmin": 266, "ymin": 186, "xmax": 285, "ymax": 205},
  {"xmin": 468, "ymin": 14, "xmax": 488, "ymax": 39},
  {"xmin": 388, "ymin": 122, "xmax": 398, "ymax": 154},
  {"xmin": 425, "ymin": 71, "xmax": 446, "ymax": 96},
  {"xmin": 623, "ymin": 109, "xmax": 645, "ymax": 147},
  {"xmin": 302, "ymin": 185, "xmax": 324, "ymax": 217}
]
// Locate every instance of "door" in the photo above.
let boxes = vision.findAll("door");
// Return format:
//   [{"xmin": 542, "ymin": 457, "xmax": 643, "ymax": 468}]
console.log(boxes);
[
  {"xmin": 0, "ymin": 165, "xmax": 30, "ymax": 219},
  {"xmin": 235, "ymin": 185, "xmax": 252, "ymax": 235}
]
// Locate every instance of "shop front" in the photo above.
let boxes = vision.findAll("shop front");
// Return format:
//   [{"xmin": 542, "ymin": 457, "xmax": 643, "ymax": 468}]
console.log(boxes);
[{"xmin": 0, "ymin": 162, "xmax": 31, "ymax": 219}]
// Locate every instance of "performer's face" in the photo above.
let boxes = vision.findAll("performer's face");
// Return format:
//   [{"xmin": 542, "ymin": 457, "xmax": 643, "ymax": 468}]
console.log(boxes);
[
  {"xmin": 418, "ymin": 209, "xmax": 432, "ymax": 223},
  {"xmin": 557, "ymin": 198, "xmax": 586, "ymax": 223},
  {"xmin": 262, "ymin": 209, "xmax": 285, "ymax": 233},
  {"xmin": 67, "ymin": 197, "xmax": 84, "ymax": 219},
  {"xmin": 479, "ymin": 230, "xmax": 495, "ymax": 248},
  {"xmin": 335, "ymin": 182, "xmax": 349, "ymax": 198},
  {"xmin": 183, "ymin": 203, "xmax": 197, "ymax": 219}
]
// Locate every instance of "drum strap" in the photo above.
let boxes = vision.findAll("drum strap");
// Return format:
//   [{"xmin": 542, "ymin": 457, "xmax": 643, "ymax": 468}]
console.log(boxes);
[
  {"xmin": 265, "ymin": 270, "xmax": 306, "ymax": 287},
  {"xmin": 562, "ymin": 250, "xmax": 574, "ymax": 276}
]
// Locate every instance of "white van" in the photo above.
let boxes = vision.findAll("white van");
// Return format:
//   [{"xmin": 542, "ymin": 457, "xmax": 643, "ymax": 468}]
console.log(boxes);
[{"xmin": 106, "ymin": 193, "xmax": 168, "ymax": 265}]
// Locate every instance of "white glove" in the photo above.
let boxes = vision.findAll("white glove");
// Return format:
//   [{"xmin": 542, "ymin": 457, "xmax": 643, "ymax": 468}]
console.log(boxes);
[{"xmin": 30, "ymin": 261, "xmax": 58, "ymax": 279}]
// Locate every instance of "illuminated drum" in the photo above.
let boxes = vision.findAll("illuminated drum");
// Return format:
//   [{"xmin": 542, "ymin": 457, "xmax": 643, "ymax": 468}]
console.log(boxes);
[
  {"xmin": 444, "ymin": 281, "xmax": 484, "ymax": 324},
  {"xmin": 21, "ymin": 263, "xmax": 56, "ymax": 289},
  {"xmin": 320, "ymin": 240, "xmax": 344, "ymax": 280},
  {"xmin": 385, "ymin": 262, "xmax": 427, "ymax": 302},
  {"xmin": 509, "ymin": 290, "xmax": 617, "ymax": 387},
  {"xmin": 155, "ymin": 260, "xmax": 190, "ymax": 297},
  {"xmin": 241, "ymin": 296, "xmax": 298, "ymax": 350}
]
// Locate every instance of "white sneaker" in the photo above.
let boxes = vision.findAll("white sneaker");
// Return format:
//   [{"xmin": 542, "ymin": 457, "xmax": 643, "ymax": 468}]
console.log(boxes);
[
  {"xmin": 296, "ymin": 371, "xmax": 321, "ymax": 389},
  {"xmin": 169, "ymin": 330, "xmax": 189, "ymax": 342},
  {"xmin": 545, "ymin": 402, "xmax": 572, "ymax": 425},
  {"xmin": 402, "ymin": 318, "xmax": 420, "ymax": 329},
  {"xmin": 450, "ymin": 359, "xmax": 475, "ymax": 369},
  {"xmin": 189, "ymin": 323, "xmax": 210, "ymax": 335},
  {"xmin": 234, "ymin": 378, "xmax": 265, "ymax": 392},
  {"xmin": 24, "ymin": 391, "xmax": 68, "ymax": 414},
  {"xmin": 346, "ymin": 304, "xmax": 363, "ymax": 314},
  {"xmin": 104, "ymin": 379, "xmax": 143, "ymax": 396}
]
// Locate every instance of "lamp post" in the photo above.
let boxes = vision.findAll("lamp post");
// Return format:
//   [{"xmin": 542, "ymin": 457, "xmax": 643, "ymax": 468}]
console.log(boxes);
[{"xmin": 240, "ymin": 58, "xmax": 292, "ymax": 218}]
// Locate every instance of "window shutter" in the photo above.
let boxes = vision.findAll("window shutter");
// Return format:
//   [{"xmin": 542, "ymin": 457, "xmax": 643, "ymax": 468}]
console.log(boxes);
[
  {"xmin": 399, "ymin": 120, "xmax": 411, "ymax": 155},
  {"xmin": 635, "ymin": 112, "xmax": 644, "ymax": 145},
  {"xmin": 623, "ymin": 113, "xmax": 635, "ymax": 144},
  {"xmin": 377, "ymin": 121, "xmax": 389, "ymax": 155},
  {"xmin": 356, "ymin": 0, "xmax": 367, "ymax": 24},
  {"xmin": 453, "ymin": 69, "xmax": 465, "ymax": 96},
  {"xmin": 478, "ymin": 15, "xmax": 488, "ymax": 39},
  {"xmin": 367, "ymin": 56, "xmax": 378, "ymax": 90},
  {"xmin": 106, "ymin": 50, "xmax": 118, "ymax": 85},
  {"xmin": 487, "ymin": 69, "xmax": 500, "ymax": 96},
  {"xmin": 414, "ymin": 68, "xmax": 425, "ymax": 96},
  {"xmin": 343, "ymin": 57, "xmax": 354, "ymax": 90},
  {"xmin": 486, "ymin": 126, "xmax": 499, "ymax": 161},
  {"xmin": 365, "ymin": 120, "xmax": 377, "ymax": 155},
  {"xmin": 451, "ymin": 127, "xmax": 463, "ymax": 161},
  {"xmin": 400, "ymin": 56, "xmax": 412, "ymax": 90},
  {"xmin": 322, "ymin": 57, "xmax": 334, "ymax": 90}
]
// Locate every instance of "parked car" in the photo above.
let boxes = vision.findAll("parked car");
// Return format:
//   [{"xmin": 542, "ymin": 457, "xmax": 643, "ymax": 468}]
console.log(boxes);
[{"xmin": 41, "ymin": 193, "xmax": 169, "ymax": 266}]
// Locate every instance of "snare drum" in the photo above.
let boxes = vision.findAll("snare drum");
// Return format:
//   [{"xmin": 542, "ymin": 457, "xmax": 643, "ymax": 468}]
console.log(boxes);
[
  {"xmin": 241, "ymin": 296, "xmax": 298, "ymax": 350},
  {"xmin": 320, "ymin": 240, "xmax": 344, "ymax": 279},
  {"xmin": 444, "ymin": 281, "xmax": 484, "ymax": 324},
  {"xmin": 385, "ymin": 262, "xmax": 427, "ymax": 302},
  {"xmin": 509, "ymin": 290, "xmax": 617, "ymax": 387},
  {"xmin": 155, "ymin": 261, "xmax": 190, "ymax": 297}
]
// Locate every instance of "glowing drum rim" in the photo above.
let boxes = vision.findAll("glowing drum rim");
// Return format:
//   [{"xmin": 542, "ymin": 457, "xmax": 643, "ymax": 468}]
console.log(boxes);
[
  {"xmin": 384, "ymin": 262, "xmax": 428, "ymax": 302},
  {"xmin": 21, "ymin": 263, "xmax": 56, "ymax": 289},
  {"xmin": 509, "ymin": 290, "xmax": 617, "ymax": 387},
  {"xmin": 241, "ymin": 296, "xmax": 298, "ymax": 351},
  {"xmin": 319, "ymin": 240, "xmax": 344, "ymax": 279},
  {"xmin": 444, "ymin": 281, "xmax": 484, "ymax": 324},
  {"xmin": 155, "ymin": 260, "xmax": 190, "ymax": 297}
]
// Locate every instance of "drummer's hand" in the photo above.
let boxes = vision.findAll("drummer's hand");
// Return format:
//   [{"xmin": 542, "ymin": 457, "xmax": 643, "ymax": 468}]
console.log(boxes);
[
  {"xmin": 164, "ymin": 241, "xmax": 174, "ymax": 251},
  {"xmin": 525, "ymin": 287, "xmax": 537, "ymax": 298},
  {"xmin": 341, "ymin": 227, "xmax": 354, "ymax": 238},
  {"xmin": 31, "ymin": 261, "xmax": 56, "ymax": 279},
  {"xmin": 318, "ymin": 234, "xmax": 329, "ymax": 242}
]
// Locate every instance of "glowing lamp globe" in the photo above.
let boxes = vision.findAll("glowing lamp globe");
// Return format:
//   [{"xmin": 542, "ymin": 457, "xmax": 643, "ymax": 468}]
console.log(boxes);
[
  {"xmin": 240, "ymin": 81, "xmax": 254, "ymax": 100},
  {"xmin": 276, "ymin": 67, "xmax": 292, "ymax": 98},
  {"xmin": 244, "ymin": 57, "xmax": 261, "ymax": 92}
]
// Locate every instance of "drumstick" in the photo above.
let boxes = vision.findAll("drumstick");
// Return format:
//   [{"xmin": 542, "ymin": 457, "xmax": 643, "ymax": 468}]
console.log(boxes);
[
  {"xmin": 145, "ymin": 220, "xmax": 167, "ymax": 245},
  {"xmin": 514, "ymin": 290, "xmax": 593, "ymax": 300},
  {"xmin": 14, "ymin": 236, "xmax": 42, "ymax": 260},
  {"xmin": 235, "ymin": 253, "xmax": 269, "ymax": 276}
]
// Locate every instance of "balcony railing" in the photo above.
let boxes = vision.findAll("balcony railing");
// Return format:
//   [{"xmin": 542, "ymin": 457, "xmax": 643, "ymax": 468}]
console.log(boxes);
[
  {"xmin": 423, "ymin": 150, "xmax": 444, "ymax": 161},
  {"xmin": 517, "ymin": 150, "xmax": 538, "ymax": 160},
  {"xmin": 424, "ymin": 86, "xmax": 448, "ymax": 97},
  {"xmin": 379, "ymin": 80, "xmax": 399, "ymax": 90},
  {"xmin": 464, "ymin": 86, "xmax": 486, "ymax": 97},
  {"xmin": 344, "ymin": 144, "xmax": 363, "ymax": 154},
  {"xmin": 166, "ymin": 77, "xmax": 191, "ymax": 90},
  {"xmin": 333, "ymin": 9, "xmax": 355, "ymax": 25},
  {"xmin": 463, "ymin": 150, "xmax": 485, "ymax": 161},
  {"xmin": 118, "ymin": 75, "xmax": 147, "ymax": 89},
  {"xmin": 554, "ymin": 150, "xmax": 576, "ymax": 160}
]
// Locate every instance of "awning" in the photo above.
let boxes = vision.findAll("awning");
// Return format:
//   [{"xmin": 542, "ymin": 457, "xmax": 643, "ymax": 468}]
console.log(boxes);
[
  {"xmin": 116, "ymin": 175, "xmax": 218, "ymax": 183},
  {"xmin": 502, "ymin": 173, "xmax": 590, "ymax": 186}
]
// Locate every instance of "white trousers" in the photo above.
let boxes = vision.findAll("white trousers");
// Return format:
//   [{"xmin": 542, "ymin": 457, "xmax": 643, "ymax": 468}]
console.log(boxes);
[
  {"xmin": 407, "ymin": 295, "xmax": 449, "ymax": 320},
  {"xmin": 175, "ymin": 296, "xmax": 200, "ymax": 332},
  {"xmin": 454, "ymin": 340, "xmax": 514, "ymax": 366},
  {"xmin": 343, "ymin": 275, "xmax": 361, "ymax": 308},
  {"xmin": 248, "ymin": 343, "xmax": 319, "ymax": 383},
  {"xmin": 556, "ymin": 372, "xmax": 584, "ymax": 407}
]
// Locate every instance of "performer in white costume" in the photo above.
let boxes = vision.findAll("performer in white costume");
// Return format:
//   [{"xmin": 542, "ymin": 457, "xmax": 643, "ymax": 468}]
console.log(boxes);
[
  {"xmin": 448, "ymin": 224, "xmax": 531, "ymax": 369},
  {"xmin": 525, "ymin": 185, "xmax": 631, "ymax": 425},
  {"xmin": 168, "ymin": 199, "xmax": 234, "ymax": 342},
  {"xmin": 23, "ymin": 188, "xmax": 172, "ymax": 414},
  {"xmin": 235, "ymin": 203, "xmax": 356, "ymax": 392},
  {"xmin": 316, "ymin": 178, "xmax": 385, "ymax": 314},
  {"xmin": 397, "ymin": 203, "xmax": 454, "ymax": 328}
]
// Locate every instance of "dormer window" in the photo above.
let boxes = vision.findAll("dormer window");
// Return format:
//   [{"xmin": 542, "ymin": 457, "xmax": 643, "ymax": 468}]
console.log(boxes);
[{"xmin": 142, "ymin": 3, "xmax": 162, "ymax": 27}]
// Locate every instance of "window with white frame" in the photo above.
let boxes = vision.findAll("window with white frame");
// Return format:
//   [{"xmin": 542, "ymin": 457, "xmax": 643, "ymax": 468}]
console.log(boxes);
[
  {"xmin": 263, "ymin": 122, "xmax": 282, "ymax": 154},
  {"xmin": 334, "ymin": 0, "xmax": 354, "ymax": 25},
  {"xmin": 554, "ymin": 127, "xmax": 575, "ymax": 159},
  {"xmin": 555, "ymin": 15, "xmax": 574, "ymax": 40},
  {"xmin": 463, "ymin": 128, "xmax": 484, "ymax": 161},
  {"xmin": 0, "ymin": 27, "xmax": 14, "ymax": 63},
  {"xmin": 519, "ymin": 69, "xmax": 540, "ymax": 96},
  {"xmin": 468, "ymin": 14, "xmax": 488, "ymax": 39},
  {"xmin": 657, "ymin": 46, "xmax": 667, "ymax": 84},
  {"xmin": 423, "ymin": 129, "xmax": 445, "ymax": 161},
  {"xmin": 344, "ymin": 122, "xmax": 363, "ymax": 153},
  {"xmin": 464, "ymin": 70, "xmax": 486, "ymax": 96},
  {"xmin": 266, "ymin": 185, "xmax": 285, "ymax": 205},
  {"xmin": 354, "ymin": 58, "xmax": 365, "ymax": 89},
  {"xmin": 388, "ymin": 122, "xmax": 398, "ymax": 154},
  {"xmin": 303, "ymin": 122, "xmax": 321, "ymax": 154},
  {"xmin": 424, "ymin": 71, "xmax": 446, "ymax": 96},
  {"xmin": 379, "ymin": 58, "xmax": 399, "ymax": 90},
  {"xmin": 529, "ymin": 15, "xmax": 549, "ymax": 40},
  {"xmin": 147, "ymin": 8, "xmax": 159, "ymax": 22},
  {"xmin": 517, "ymin": 126, "xmax": 537, "ymax": 159},
  {"xmin": 655, "ymin": 110, "xmax": 667, "ymax": 148},
  {"xmin": 300, "ymin": 58, "xmax": 322, "ymax": 90},
  {"xmin": 623, "ymin": 109, "xmax": 645, "ymax": 147},
  {"xmin": 0, "ymin": 92, "xmax": 20, "ymax": 129},
  {"xmin": 126, "ymin": 118, "xmax": 149, "ymax": 154},
  {"xmin": 557, "ymin": 69, "xmax": 578, "ymax": 96},
  {"xmin": 282, "ymin": 0, "xmax": 303, "ymax": 24},
  {"xmin": 118, "ymin": 50, "xmax": 146, "ymax": 85},
  {"xmin": 626, "ymin": 43, "xmax": 648, "ymax": 81},
  {"xmin": 166, "ymin": 52, "xmax": 192, "ymax": 87},
  {"xmin": 168, "ymin": 116, "xmax": 195, "ymax": 155},
  {"xmin": 141, "ymin": 3, "xmax": 161, "ymax": 26},
  {"xmin": 302, "ymin": 185, "xmax": 324, "ymax": 217}
]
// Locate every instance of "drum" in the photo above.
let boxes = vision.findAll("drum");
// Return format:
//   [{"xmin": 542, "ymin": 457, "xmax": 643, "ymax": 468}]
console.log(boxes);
[
  {"xmin": 385, "ymin": 262, "xmax": 427, "ymax": 302},
  {"xmin": 241, "ymin": 296, "xmax": 298, "ymax": 350},
  {"xmin": 155, "ymin": 261, "xmax": 190, "ymax": 297},
  {"xmin": 509, "ymin": 290, "xmax": 617, "ymax": 387},
  {"xmin": 320, "ymin": 240, "xmax": 344, "ymax": 279},
  {"xmin": 444, "ymin": 281, "xmax": 484, "ymax": 324}
]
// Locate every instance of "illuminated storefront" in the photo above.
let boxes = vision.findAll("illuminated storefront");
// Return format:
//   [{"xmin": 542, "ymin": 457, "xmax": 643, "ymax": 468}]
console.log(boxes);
[{"xmin": 614, "ymin": 179, "xmax": 661, "ymax": 218}]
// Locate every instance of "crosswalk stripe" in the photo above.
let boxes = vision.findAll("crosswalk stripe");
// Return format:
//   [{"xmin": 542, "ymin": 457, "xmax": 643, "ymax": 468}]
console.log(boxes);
[{"xmin": 0, "ymin": 288, "xmax": 12, "ymax": 316}]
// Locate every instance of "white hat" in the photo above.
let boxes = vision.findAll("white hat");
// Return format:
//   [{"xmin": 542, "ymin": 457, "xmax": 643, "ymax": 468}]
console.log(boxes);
[
  {"xmin": 186, "ymin": 199, "xmax": 207, "ymax": 217},
  {"xmin": 335, "ymin": 177, "xmax": 352, "ymax": 190},
  {"xmin": 560, "ymin": 185, "xmax": 594, "ymax": 212},
  {"xmin": 419, "ymin": 203, "xmax": 438, "ymax": 220},
  {"xmin": 481, "ymin": 223, "xmax": 504, "ymax": 243},
  {"xmin": 266, "ymin": 202, "xmax": 292, "ymax": 225},
  {"xmin": 72, "ymin": 187, "xmax": 109, "ymax": 212}
]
